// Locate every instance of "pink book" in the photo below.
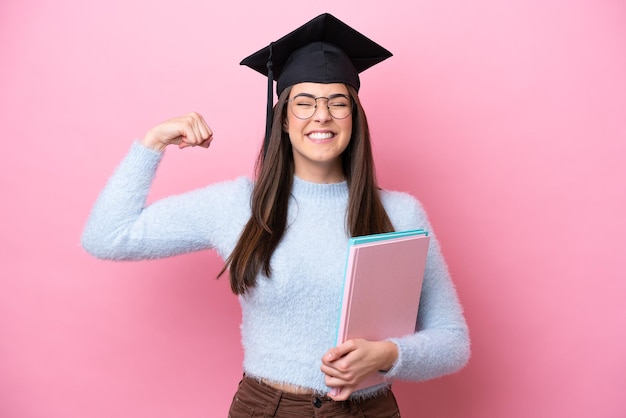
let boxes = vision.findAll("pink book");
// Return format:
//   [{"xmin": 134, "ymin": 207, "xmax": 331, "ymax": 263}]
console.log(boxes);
[{"xmin": 335, "ymin": 229, "xmax": 430, "ymax": 391}]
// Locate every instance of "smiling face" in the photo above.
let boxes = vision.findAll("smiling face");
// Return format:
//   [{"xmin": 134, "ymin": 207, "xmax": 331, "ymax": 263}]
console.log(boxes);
[{"xmin": 284, "ymin": 82, "xmax": 353, "ymax": 183}]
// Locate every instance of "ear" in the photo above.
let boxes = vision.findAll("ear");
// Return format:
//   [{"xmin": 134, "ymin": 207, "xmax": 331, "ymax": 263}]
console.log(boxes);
[{"xmin": 282, "ymin": 118, "xmax": 289, "ymax": 132}]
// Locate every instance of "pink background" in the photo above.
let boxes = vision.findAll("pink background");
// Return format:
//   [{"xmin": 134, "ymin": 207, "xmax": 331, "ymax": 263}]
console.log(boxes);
[{"xmin": 1, "ymin": 1, "xmax": 625, "ymax": 417}]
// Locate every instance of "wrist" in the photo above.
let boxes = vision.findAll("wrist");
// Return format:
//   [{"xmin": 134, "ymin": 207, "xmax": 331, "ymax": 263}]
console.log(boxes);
[
  {"xmin": 378, "ymin": 341, "xmax": 399, "ymax": 372},
  {"xmin": 141, "ymin": 131, "xmax": 167, "ymax": 152}
]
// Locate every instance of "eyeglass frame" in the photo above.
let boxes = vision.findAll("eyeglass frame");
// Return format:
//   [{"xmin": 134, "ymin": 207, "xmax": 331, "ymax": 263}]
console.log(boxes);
[{"xmin": 287, "ymin": 93, "xmax": 354, "ymax": 120}]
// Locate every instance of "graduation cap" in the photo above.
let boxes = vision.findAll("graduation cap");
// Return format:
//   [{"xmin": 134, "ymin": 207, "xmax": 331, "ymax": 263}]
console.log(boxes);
[{"xmin": 240, "ymin": 13, "xmax": 392, "ymax": 154}]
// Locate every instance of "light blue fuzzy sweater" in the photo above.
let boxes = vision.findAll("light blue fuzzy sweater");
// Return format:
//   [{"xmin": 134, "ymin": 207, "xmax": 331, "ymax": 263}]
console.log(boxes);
[{"xmin": 81, "ymin": 141, "xmax": 470, "ymax": 398}]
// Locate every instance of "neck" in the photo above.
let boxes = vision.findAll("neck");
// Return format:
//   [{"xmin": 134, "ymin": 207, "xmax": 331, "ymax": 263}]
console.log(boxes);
[{"xmin": 293, "ymin": 161, "xmax": 345, "ymax": 184}]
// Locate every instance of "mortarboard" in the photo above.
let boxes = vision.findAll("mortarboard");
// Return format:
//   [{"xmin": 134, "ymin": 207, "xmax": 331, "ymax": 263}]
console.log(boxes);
[{"xmin": 240, "ymin": 13, "xmax": 392, "ymax": 155}]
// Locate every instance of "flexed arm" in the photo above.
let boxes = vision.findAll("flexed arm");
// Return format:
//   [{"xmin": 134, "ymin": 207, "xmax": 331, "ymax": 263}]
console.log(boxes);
[{"xmin": 81, "ymin": 113, "xmax": 221, "ymax": 260}]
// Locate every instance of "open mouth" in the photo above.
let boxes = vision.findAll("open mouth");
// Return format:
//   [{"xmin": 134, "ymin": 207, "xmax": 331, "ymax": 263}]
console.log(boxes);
[{"xmin": 307, "ymin": 131, "xmax": 335, "ymax": 141}]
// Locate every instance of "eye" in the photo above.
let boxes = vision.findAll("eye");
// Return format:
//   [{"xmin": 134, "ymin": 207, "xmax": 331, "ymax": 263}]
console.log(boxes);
[
  {"xmin": 292, "ymin": 96, "xmax": 315, "ymax": 107},
  {"xmin": 328, "ymin": 95, "xmax": 351, "ymax": 108},
  {"xmin": 329, "ymin": 99, "xmax": 350, "ymax": 108}
]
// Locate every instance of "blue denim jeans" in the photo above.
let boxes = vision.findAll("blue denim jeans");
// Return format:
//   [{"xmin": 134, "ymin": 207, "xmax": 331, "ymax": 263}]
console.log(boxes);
[{"xmin": 228, "ymin": 375, "xmax": 401, "ymax": 418}]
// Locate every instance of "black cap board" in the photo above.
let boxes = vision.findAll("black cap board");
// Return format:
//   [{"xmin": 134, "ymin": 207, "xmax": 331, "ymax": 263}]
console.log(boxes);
[{"xmin": 240, "ymin": 13, "xmax": 392, "ymax": 155}]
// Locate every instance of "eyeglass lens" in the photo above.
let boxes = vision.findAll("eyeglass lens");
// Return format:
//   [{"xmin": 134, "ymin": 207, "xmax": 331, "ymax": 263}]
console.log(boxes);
[{"xmin": 289, "ymin": 94, "xmax": 352, "ymax": 120}]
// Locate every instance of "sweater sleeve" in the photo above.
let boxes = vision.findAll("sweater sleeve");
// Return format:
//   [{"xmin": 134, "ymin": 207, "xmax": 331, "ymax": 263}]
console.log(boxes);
[
  {"xmin": 382, "ymin": 193, "xmax": 470, "ymax": 382},
  {"xmin": 81, "ymin": 141, "xmax": 250, "ymax": 261}
]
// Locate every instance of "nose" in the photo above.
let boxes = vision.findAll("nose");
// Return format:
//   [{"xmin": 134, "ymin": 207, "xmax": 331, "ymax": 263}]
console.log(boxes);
[{"xmin": 313, "ymin": 99, "xmax": 332, "ymax": 122}]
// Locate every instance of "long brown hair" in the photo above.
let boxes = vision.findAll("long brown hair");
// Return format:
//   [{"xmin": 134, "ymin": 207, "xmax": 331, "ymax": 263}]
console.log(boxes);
[{"xmin": 220, "ymin": 85, "xmax": 393, "ymax": 294}]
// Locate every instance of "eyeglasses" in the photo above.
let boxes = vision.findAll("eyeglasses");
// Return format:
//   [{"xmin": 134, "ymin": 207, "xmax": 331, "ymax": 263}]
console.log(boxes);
[{"xmin": 288, "ymin": 93, "xmax": 353, "ymax": 120}]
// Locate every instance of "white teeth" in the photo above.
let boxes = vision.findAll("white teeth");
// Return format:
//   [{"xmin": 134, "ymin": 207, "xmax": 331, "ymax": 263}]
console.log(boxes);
[{"xmin": 308, "ymin": 132, "xmax": 334, "ymax": 140}]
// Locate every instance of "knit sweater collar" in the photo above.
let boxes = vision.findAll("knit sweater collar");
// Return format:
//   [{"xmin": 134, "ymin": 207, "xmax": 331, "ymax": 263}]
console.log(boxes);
[{"xmin": 291, "ymin": 175, "xmax": 349, "ymax": 203}]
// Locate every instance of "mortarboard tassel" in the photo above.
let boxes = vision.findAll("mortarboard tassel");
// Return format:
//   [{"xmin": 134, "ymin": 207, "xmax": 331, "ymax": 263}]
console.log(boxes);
[{"xmin": 264, "ymin": 43, "xmax": 274, "ymax": 157}]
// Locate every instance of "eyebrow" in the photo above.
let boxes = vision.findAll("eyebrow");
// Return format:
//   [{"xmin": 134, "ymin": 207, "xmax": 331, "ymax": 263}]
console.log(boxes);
[{"xmin": 293, "ymin": 93, "xmax": 350, "ymax": 98}]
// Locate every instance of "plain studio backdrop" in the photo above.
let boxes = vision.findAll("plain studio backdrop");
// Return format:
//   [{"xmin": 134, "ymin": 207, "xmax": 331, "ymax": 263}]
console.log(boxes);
[{"xmin": 1, "ymin": 1, "xmax": 624, "ymax": 417}]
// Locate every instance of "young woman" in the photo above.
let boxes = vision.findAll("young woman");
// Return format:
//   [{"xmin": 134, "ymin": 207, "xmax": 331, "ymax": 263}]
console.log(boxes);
[{"xmin": 82, "ymin": 13, "xmax": 470, "ymax": 417}]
